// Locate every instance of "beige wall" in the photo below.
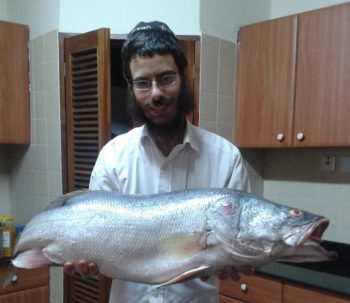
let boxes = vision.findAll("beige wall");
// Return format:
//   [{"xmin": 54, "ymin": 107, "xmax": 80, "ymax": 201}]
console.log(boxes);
[{"xmin": 263, "ymin": 149, "xmax": 350, "ymax": 243}]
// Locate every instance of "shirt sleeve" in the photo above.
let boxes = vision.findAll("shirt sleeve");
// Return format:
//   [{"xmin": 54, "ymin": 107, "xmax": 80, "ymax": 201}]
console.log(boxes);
[
  {"xmin": 89, "ymin": 144, "xmax": 121, "ymax": 192},
  {"xmin": 227, "ymin": 152, "xmax": 250, "ymax": 192}
]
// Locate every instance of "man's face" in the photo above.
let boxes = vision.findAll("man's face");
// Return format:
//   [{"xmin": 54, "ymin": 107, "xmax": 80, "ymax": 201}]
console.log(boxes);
[{"xmin": 129, "ymin": 53, "xmax": 181, "ymax": 126}]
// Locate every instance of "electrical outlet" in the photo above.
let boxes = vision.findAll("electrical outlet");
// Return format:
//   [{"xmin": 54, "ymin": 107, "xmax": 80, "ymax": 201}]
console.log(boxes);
[
  {"xmin": 339, "ymin": 156, "xmax": 350, "ymax": 172},
  {"xmin": 320, "ymin": 155, "xmax": 336, "ymax": 171}
]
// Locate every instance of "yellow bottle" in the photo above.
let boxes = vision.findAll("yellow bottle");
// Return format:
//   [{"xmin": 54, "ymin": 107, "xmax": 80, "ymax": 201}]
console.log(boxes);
[{"xmin": 0, "ymin": 215, "xmax": 15, "ymax": 258}]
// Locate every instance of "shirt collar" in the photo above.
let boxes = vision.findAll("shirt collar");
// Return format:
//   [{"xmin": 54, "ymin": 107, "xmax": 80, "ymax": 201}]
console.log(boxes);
[{"xmin": 140, "ymin": 120, "xmax": 199, "ymax": 152}]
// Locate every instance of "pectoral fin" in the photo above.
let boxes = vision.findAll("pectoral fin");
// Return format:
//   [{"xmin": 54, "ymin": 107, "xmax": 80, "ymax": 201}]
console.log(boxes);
[
  {"xmin": 160, "ymin": 232, "xmax": 210, "ymax": 259},
  {"xmin": 12, "ymin": 248, "xmax": 52, "ymax": 269},
  {"xmin": 154, "ymin": 265, "xmax": 211, "ymax": 288}
]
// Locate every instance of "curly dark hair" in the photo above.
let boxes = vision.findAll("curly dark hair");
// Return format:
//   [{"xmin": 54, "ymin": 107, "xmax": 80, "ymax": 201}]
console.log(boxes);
[{"xmin": 122, "ymin": 27, "xmax": 188, "ymax": 80}]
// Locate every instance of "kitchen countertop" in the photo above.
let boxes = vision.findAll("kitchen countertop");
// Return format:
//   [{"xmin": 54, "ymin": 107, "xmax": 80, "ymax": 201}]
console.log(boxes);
[{"xmin": 256, "ymin": 241, "xmax": 350, "ymax": 296}]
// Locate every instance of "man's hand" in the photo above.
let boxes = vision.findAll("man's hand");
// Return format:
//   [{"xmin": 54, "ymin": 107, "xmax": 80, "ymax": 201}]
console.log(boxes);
[
  {"xmin": 215, "ymin": 266, "xmax": 239, "ymax": 280},
  {"xmin": 64, "ymin": 260, "xmax": 99, "ymax": 277},
  {"xmin": 201, "ymin": 266, "xmax": 239, "ymax": 282}
]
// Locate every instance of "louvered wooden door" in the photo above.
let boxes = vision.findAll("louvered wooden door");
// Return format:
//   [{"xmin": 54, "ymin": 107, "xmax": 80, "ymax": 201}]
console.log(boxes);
[
  {"xmin": 65, "ymin": 28, "xmax": 111, "ymax": 192},
  {"xmin": 64, "ymin": 28, "xmax": 112, "ymax": 303}
]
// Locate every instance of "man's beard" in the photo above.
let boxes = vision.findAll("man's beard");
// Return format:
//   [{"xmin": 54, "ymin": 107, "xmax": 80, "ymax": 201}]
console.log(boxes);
[{"xmin": 127, "ymin": 82, "xmax": 194, "ymax": 139}]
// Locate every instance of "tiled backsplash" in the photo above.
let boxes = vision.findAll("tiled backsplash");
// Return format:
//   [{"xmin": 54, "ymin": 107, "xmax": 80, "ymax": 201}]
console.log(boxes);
[
  {"xmin": 199, "ymin": 34, "xmax": 236, "ymax": 142},
  {"xmin": 263, "ymin": 148, "xmax": 350, "ymax": 244}
]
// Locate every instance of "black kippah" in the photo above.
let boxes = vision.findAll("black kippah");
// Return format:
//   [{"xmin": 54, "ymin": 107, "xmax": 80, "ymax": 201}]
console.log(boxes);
[{"xmin": 128, "ymin": 21, "xmax": 176, "ymax": 38}]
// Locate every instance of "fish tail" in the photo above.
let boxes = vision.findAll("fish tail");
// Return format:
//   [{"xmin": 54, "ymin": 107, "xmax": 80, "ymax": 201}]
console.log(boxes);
[
  {"xmin": 2, "ymin": 264, "xmax": 17, "ymax": 289},
  {"xmin": 12, "ymin": 248, "xmax": 52, "ymax": 269}
]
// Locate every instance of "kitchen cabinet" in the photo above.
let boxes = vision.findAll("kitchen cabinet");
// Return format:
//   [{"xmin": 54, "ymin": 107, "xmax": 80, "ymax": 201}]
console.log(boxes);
[
  {"xmin": 64, "ymin": 272, "xmax": 111, "ymax": 303},
  {"xmin": 0, "ymin": 265, "xmax": 49, "ymax": 303},
  {"xmin": 0, "ymin": 21, "xmax": 30, "ymax": 144},
  {"xmin": 219, "ymin": 272, "xmax": 350, "ymax": 303},
  {"xmin": 234, "ymin": 3, "xmax": 350, "ymax": 148},
  {"xmin": 219, "ymin": 273, "xmax": 283, "ymax": 303},
  {"xmin": 283, "ymin": 282, "xmax": 350, "ymax": 303}
]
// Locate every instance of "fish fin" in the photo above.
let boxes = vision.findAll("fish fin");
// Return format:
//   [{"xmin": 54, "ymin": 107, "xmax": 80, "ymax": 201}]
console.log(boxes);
[
  {"xmin": 154, "ymin": 265, "xmax": 211, "ymax": 288},
  {"xmin": 160, "ymin": 232, "xmax": 209, "ymax": 259},
  {"xmin": 12, "ymin": 248, "xmax": 52, "ymax": 269},
  {"xmin": 2, "ymin": 264, "xmax": 17, "ymax": 289},
  {"xmin": 46, "ymin": 189, "xmax": 90, "ymax": 209}
]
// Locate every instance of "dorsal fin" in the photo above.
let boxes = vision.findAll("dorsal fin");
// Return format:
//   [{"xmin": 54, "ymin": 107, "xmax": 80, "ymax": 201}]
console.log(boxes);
[{"xmin": 45, "ymin": 189, "xmax": 90, "ymax": 209}]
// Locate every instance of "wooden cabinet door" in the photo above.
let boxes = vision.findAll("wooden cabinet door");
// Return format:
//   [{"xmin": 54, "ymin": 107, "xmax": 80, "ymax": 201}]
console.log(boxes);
[
  {"xmin": 0, "ymin": 286, "xmax": 48, "ymax": 303},
  {"xmin": 65, "ymin": 273, "xmax": 111, "ymax": 303},
  {"xmin": 234, "ymin": 16, "xmax": 297, "ymax": 147},
  {"xmin": 64, "ymin": 28, "xmax": 111, "ymax": 191},
  {"xmin": 293, "ymin": 3, "xmax": 350, "ymax": 147},
  {"xmin": 283, "ymin": 282, "xmax": 350, "ymax": 303},
  {"xmin": 63, "ymin": 28, "xmax": 112, "ymax": 303},
  {"xmin": 219, "ymin": 273, "xmax": 282, "ymax": 303},
  {"xmin": 220, "ymin": 294, "xmax": 245, "ymax": 303},
  {"xmin": 0, "ymin": 21, "xmax": 30, "ymax": 144}
]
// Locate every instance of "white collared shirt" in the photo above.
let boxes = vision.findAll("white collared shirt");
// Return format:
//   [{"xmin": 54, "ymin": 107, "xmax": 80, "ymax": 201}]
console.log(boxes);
[{"xmin": 90, "ymin": 121, "xmax": 249, "ymax": 303}]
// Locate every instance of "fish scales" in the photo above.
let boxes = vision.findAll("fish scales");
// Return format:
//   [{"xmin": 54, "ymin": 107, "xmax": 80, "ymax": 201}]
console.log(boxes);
[{"xmin": 11, "ymin": 188, "xmax": 336, "ymax": 286}]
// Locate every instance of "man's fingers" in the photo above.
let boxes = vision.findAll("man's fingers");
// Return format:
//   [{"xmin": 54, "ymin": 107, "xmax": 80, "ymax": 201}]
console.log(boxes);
[
  {"xmin": 76, "ymin": 260, "xmax": 88, "ymax": 275},
  {"xmin": 88, "ymin": 262, "xmax": 99, "ymax": 276}
]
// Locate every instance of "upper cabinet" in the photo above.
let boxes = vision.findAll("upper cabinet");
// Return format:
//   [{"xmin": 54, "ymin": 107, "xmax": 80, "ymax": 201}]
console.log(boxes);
[
  {"xmin": 234, "ymin": 3, "xmax": 350, "ymax": 148},
  {"xmin": 0, "ymin": 21, "xmax": 30, "ymax": 144}
]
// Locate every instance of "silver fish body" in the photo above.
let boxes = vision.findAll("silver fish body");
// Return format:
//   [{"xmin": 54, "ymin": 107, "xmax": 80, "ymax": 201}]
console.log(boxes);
[{"xmin": 12, "ymin": 188, "xmax": 336, "ymax": 286}]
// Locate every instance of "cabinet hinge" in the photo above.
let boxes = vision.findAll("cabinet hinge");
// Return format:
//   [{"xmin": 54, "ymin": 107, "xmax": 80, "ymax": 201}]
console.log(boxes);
[{"xmin": 192, "ymin": 64, "xmax": 196, "ymax": 80}]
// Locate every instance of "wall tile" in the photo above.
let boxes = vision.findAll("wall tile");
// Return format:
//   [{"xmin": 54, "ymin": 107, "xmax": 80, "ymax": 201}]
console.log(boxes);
[
  {"xmin": 199, "ymin": 120, "xmax": 216, "ymax": 134},
  {"xmin": 199, "ymin": 92, "xmax": 217, "ymax": 121},
  {"xmin": 219, "ymin": 39, "xmax": 236, "ymax": 70},
  {"xmin": 201, "ymin": 34, "xmax": 219, "ymax": 65},
  {"xmin": 217, "ymin": 94, "xmax": 234, "ymax": 123},
  {"xmin": 216, "ymin": 122, "xmax": 233, "ymax": 142},
  {"xmin": 31, "ymin": 35, "xmax": 45, "ymax": 65},
  {"xmin": 200, "ymin": 62, "xmax": 218, "ymax": 94}
]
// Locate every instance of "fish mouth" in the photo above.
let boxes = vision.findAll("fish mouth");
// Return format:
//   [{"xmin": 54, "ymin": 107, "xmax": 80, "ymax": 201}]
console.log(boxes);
[
  {"xmin": 297, "ymin": 217, "xmax": 329, "ymax": 246},
  {"xmin": 274, "ymin": 217, "xmax": 337, "ymax": 263},
  {"xmin": 284, "ymin": 217, "xmax": 329, "ymax": 247}
]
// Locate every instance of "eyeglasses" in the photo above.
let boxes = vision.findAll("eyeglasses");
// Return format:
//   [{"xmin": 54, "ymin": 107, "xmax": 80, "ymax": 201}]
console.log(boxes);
[{"xmin": 130, "ymin": 72, "xmax": 177, "ymax": 91}]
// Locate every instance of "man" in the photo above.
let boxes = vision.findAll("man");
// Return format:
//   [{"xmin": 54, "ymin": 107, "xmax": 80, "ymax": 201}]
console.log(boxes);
[{"xmin": 65, "ymin": 21, "xmax": 249, "ymax": 303}]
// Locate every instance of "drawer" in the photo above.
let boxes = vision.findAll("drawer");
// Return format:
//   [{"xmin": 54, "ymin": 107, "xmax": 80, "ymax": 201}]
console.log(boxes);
[
  {"xmin": 283, "ymin": 282, "xmax": 350, "ymax": 303},
  {"xmin": 0, "ymin": 264, "xmax": 49, "ymax": 295},
  {"xmin": 219, "ymin": 273, "xmax": 282, "ymax": 303},
  {"xmin": 220, "ymin": 294, "xmax": 245, "ymax": 303}
]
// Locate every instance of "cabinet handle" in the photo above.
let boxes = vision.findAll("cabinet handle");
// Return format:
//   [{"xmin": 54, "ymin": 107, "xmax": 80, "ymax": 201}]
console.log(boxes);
[
  {"xmin": 296, "ymin": 133, "xmax": 304, "ymax": 141},
  {"xmin": 240, "ymin": 283, "xmax": 247, "ymax": 292},
  {"xmin": 276, "ymin": 133, "xmax": 284, "ymax": 141},
  {"xmin": 11, "ymin": 274, "xmax": 18, "ymax": 283}
]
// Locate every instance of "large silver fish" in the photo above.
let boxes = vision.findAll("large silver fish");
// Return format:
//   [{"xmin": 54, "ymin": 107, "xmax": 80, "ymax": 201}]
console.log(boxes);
[{"xmin": 12, "ymin": 188, "xmax": 336, "ymax": 286}]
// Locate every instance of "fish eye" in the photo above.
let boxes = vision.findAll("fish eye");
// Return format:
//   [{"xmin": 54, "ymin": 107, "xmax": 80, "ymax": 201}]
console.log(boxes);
[{"xmin": 289, "ymin": 208, "xmax": 303, "ymax": 217}]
